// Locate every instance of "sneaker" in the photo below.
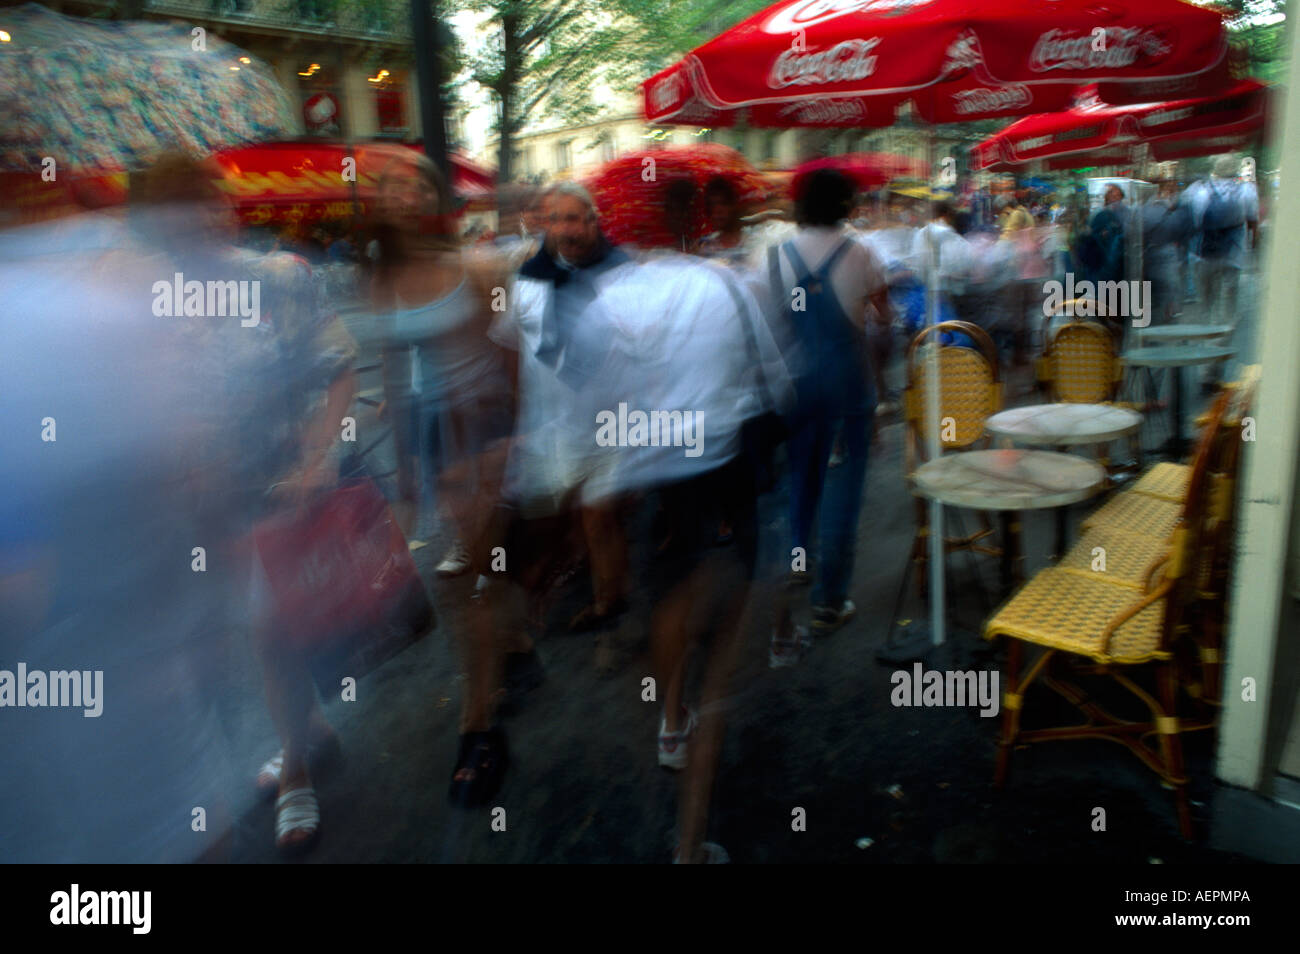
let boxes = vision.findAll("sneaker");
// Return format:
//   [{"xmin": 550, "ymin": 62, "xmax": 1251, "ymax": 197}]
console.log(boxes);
[
  {"xmin": 811, "ymin": 599, "xmax": 856, "ymax": 634},
  {"xmin": 673, "ymin": 841, "xmax": 730, "ymax": 864},
  {"xmin": 436, "ymin": 541, "xmax": 471, "ymax": 577},
  {"xmin": 769, "ymin": 624, "xmax": 813, "ymax": 669},
  {"xmin": 657, "ymin": 706, "xmax": 698, "ymax": 770}
]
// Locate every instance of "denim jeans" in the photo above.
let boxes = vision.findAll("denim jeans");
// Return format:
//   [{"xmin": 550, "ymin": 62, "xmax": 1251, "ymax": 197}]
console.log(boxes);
[
  {"xmin": 1198, "ymin": 258, "xmax": 1241, "ymax": 385},
  {"xmin": 787, "ymin": 405, "xmax": 875, "ymax": 609}
]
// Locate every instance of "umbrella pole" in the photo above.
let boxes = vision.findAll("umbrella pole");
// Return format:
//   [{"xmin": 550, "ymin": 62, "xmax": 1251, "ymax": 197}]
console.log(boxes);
[{"xmin": 924, "ymin": 121, "xmax": 945, "ymax": 648}]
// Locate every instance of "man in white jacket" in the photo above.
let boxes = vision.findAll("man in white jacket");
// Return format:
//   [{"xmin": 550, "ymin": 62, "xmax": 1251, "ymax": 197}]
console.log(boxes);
[{"xmin": 910, "ymin": 200, "xmax": 973, "ymax": 321}]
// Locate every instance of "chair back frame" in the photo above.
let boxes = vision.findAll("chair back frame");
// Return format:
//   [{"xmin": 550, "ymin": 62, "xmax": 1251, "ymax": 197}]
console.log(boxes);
[{"xmin": 903, "ymin": 320, "xmax": 1003, "ymax": 474}]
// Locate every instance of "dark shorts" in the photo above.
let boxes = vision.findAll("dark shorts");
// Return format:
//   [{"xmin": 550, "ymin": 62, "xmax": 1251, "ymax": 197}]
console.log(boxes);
[
  {"xmin": 645, "ymin": 455, "xmax": 759, "ymax": 599},
  {"xmin": 471, "ymin": 491, "xmax": 584, "ymax": 588}
]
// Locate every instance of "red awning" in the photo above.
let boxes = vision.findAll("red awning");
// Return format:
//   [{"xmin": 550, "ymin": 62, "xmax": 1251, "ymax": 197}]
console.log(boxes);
[
  {"xmin": 1, "ymin": 142, "xmax": 499, "ymax": 229},
  {"xmin": 211, "ymin": 141, "xmax": 498, "ymax": 225}
]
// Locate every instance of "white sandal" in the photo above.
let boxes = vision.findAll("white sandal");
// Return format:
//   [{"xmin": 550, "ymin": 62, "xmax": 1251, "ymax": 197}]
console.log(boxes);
[
  {"xmin": 256, "ymin": 735, "xmax": 340, "ymax": 798},
  {"xmin": 256, "ymin": 753, "xmax": 285, "ymax": 795},
  {"xmin": 275, "ymin": 787, "xmax": 320, "ymax": 852}
]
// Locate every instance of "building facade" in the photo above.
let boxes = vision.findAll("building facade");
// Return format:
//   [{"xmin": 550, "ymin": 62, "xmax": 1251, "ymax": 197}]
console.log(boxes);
[{"xmin": 484, "ymin": 92, "xmax": 984, "ymax": 186}]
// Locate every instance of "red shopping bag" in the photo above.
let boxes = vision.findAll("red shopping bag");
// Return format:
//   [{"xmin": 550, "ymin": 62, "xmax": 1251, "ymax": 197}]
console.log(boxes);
[{"xmin": 252, "ymin": 479, "xmax": 435, "ymax": 685}]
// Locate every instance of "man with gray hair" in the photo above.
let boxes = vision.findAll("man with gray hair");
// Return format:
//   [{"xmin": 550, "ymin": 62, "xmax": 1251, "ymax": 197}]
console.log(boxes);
[{"xmin": 487, "ymin": 181, "xmax": 634, "ymax": 634}]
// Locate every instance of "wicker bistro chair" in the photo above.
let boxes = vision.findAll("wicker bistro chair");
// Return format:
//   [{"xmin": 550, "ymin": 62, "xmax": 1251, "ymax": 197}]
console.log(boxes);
[
  {"xmin": 902, "ymin": 321, "xmax": 1004, "ymax": 598},
  {"xmin": 1072, "ymin": 371, "xmax": 1259, "ymax": 706},
  {"xmin": 982, "ymin": 391, "xmax": 1231, "ymax": 839},
  {"xmin": 1181, "ymin": 370, "xmax": 1258, "ymax": 706},
  {"xmin": 1035, "ymin": 306, "xmax": 1137, "ymax": 477},
  {"xmin": 1056, "ymin": 410, "xmax": 1232, "ymax": 591},
  {"xmin": 1127, "ymin": 373, "xmax": 1257, "ymax": 504},
  {"xmin": 1036, "ymin": 310, "xmax": 1124, "ymax": 405},
  {"xmin": 1082, "ymin": 368, "xmax": 1260, "ymax": 537}
]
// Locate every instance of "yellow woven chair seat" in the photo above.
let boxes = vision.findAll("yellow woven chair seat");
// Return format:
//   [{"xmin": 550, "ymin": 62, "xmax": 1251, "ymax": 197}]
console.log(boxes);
[
  {"xmin": 1080, "ymin": 492, "xmax": 1181, "ymax": 536},
  {"xmin": 1131, "ymin": 462, "xmax": 1190, "ymax": 503},
  {"xmin": 1057, "ymin": 526, "xmax": 1169, "ymax": 589},
  {"xmin": 984, "ymin": 568, "xmax": 1171, "ymax": 664}
]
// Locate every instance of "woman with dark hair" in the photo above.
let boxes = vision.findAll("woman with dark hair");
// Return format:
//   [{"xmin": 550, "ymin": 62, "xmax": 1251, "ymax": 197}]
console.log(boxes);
[
  {"xmin": 662, "ymin": 177, "xmax": 701, "ymax": 254},
  {"xmin": 698, "ymin": 176, "xmax": 748, "ymax": 265},
  {"xmin": 757, "ymin": 167, "xmax": 892, "ymax": 663},
  {"xmin": 368, "ymin": 151, "xmax": 531, "ymax": 806}
]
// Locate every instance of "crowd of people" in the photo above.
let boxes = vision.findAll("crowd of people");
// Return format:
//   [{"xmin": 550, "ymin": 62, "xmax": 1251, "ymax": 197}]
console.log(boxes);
[{"xmin": 0, "ymin": 145, "xmax": 1262, "ymax": 864}]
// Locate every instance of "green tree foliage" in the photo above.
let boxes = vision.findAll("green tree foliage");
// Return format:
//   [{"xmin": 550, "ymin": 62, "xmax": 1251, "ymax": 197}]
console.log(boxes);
[
  {"xmin": 452, "ymin": 0, "xmax": 769, "ymax": 180},
  {"xmin": 1211, "ymin": 0, "xmax": 1289, "ymax": 84}
]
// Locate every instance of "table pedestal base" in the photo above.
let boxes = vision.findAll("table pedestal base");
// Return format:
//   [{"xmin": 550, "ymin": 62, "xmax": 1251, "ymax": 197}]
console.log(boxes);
[
  {"xmin": 875, "ymin": 622, "xmax": 982, "ymax": 665},
  {"xmin": 875, "ymin": 628, "xmax": 988, "ymax": 667}
]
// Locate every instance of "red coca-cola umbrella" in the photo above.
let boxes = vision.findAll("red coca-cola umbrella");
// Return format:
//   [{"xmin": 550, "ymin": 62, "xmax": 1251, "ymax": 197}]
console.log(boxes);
[
  {"xmin": 791, "ymin": 151, "xmax": 930, "ymax": 193},
  {"xmin": 973, "ymin": 80, "xmax": 1270, "ymax": 171},
  {"xmin": 644, "ymin": 0, "xmax": 1237, "ymax": 128}
]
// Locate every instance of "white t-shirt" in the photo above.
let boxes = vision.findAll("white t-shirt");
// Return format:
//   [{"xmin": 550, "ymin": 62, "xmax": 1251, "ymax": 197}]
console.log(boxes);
[
  {"xmin": 861, "ymin": 225, "xmax": 919, "ymax": 276},
  {"xmin": 490, "ymin": 255, "xmax": 794, "ymax": 508},
  {"xmin": 750, "ymin": 224, "xmax": 888, "ymax": 330},
  {"xmin": 910, "ymin": 221, "xmax": 972, "ymax": 296}
]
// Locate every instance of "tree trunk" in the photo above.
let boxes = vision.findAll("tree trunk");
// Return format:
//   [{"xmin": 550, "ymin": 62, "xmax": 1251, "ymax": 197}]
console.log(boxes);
[
  {"xmin": 495, "ymin": 10, "xmax": 521, "ymax": 183},
  {"xmin": 411, "ymin": 0, "xmax": 449, "ymax": 179}
]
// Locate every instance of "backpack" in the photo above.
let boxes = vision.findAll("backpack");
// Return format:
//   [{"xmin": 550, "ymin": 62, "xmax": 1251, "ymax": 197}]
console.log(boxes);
[
  {"xmin": 768, "ymin": 238, "xmax": 873, "ymax": 419},
  {"xmin": 1200, "ymin": 181, "xmax": 1245, "ymax": 259}
]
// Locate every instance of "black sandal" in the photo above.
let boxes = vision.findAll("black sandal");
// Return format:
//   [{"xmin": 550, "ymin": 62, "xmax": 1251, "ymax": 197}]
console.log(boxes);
[{"xmin": 448, "ymin": 727, "xmax": 508, "ymax": 809}]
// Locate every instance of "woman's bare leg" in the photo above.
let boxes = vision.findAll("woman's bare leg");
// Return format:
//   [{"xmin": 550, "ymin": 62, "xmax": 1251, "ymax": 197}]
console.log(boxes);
[
  {"xmin": 679, "ymin": 555, "xmax": 749, "ymax": 862},
  {"xmin": 252, "ymin": 620, "xmax": 318, "ymax": 845}
]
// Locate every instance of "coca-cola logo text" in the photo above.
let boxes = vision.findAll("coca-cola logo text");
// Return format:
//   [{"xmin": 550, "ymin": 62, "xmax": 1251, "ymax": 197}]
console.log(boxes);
[
  {"xmin": 769, "ymin": 37, "xmax": 882, "ymax": 88},
  {"xmin": 650, "ymin": 73, "xmax": 685, "ymax": 112},
  {"xmin": 942, "ymin": 32, "xmax": 983, "ymax": 74},
  {"xmin": 777, "ymin": 98, "xmax": 868, "ymax": 123},
  {"xmin": 1029, "ymin": 28, "xmax": 1171, "ymax": 73},
  {"xmin": 1141, "ymin": 107, "xmax": 1193, "ymax": 126},
  {"xmin": 762, "ymin": 0, "xmax": 935, "ymax": 35},
  {"xmin": 952, "ymin": 84, "xmax": 1032, "ymax": 115},
  {"xmin": 1014, "ymin": 134, "xmax": 1052, "ymax": 152}
]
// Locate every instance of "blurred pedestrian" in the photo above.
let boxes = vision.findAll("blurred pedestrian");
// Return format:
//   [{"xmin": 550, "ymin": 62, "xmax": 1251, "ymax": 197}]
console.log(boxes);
[
  {"xmin": 368, "ymin": 151, "xmax": 525, "ymax": 806},
  {"xmin": 1140, "ymin": 179, "xmax": 1194, "ymax": 326},
  {"xmin": 996, "ymin": 193, "xmax": 1033, "ymax": 238},
  {"xmin": 759, "ymin": 168, "xmax": 889, "ymax": 651},
  {"xmin": 910, "ymin": 199, "xmax": 972, "ymax": 334},
  {"xmin": 1186, "ymin": 155, "xmax": 1258, "ymax": 389}
]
